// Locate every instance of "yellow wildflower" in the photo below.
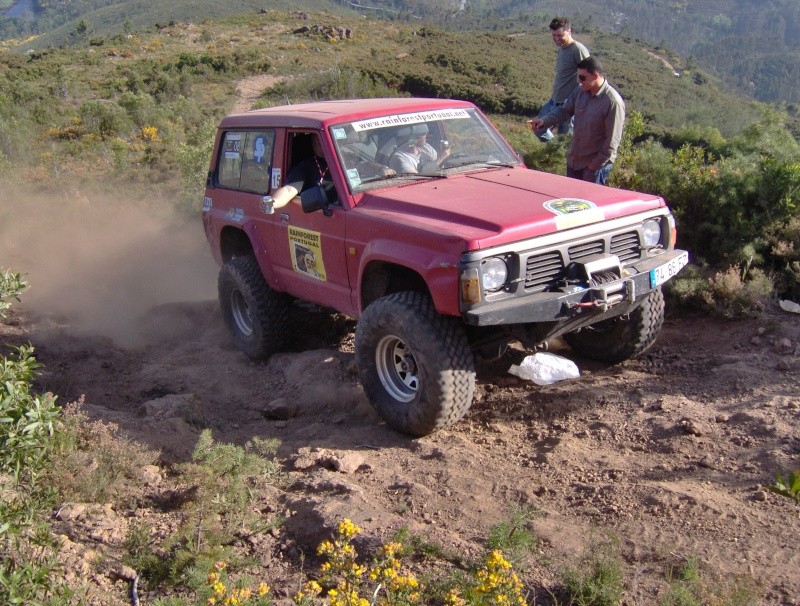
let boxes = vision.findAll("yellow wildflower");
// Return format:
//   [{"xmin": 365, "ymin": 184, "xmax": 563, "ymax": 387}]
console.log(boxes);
[
  {"xmin": 305, "ymin": 580, "xmax": 322, "ymax": 595},
  {"xmin": 338, "ymin": 518, "xmax": 361, "ymax": 539},
  {"xmin": 257, "ymin": 582, "xmax": 271, "ymax": 596}
]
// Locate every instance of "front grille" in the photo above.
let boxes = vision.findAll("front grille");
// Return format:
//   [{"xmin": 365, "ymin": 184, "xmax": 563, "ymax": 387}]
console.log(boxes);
[
  {"xmin": 610, "ymin": 232, "xmax": 641, "ymax": 262},
  {"xmin": 525, "ymin": 251, "xmax": 564, "ymax": 289},
  {"xmin": 569, "ymin": 239, "xmax": 604, "ymax": 260},
  {"xmin": 523, "ymin": 229, "xmax": 642, "ymax": 292}
]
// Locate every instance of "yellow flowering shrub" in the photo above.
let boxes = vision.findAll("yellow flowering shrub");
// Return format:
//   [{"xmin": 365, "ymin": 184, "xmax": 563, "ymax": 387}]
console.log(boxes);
[
  {"xmin": 294, "ymin": 519, "xmax": 422, "ymax": 606},
  {"xmin": 141, "ymin": 126, "xmax": 160, "ymax": 142},
  {"xmin": 203, "ymin": 560, "xmax": 272, "ymax": 606},
  {"xmin": 470, "ymin": 551, "xmax": 526, "ymax": 605},
  {"xmin": 292, "ymin": 520, "xmax": 529, "ymax": 605}
]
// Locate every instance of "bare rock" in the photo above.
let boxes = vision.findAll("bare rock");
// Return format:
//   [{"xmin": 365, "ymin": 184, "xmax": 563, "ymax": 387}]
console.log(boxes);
[
  {"xmin": 292, "ymin": 447, "xmax": 366, "ymax": 474},
  {"xmin": 320, "ymin": 451, "xmax": 365, "ymax": 474},
  {"xmin": 56, "ymin": 503, "xmax": 88, "ymax": 521},
  {"xmin": 751, "ymin": 490, "xmax": 769, "ymax": 502},
  {"xmin": 263, "ymin": 397, "xmax": 295, "ymax": 420},
  {"xmin": 678, "ymin": 418, "xmax": 706, "ymax": 437},
  {"xmin": 138, "ymin": 393, "xmax": 204, "ymax": 420},
  {"xmin": 111, "ymin": 563, "xmax": 138, "ymax": 581},
  {"xmin": 138, "ymin": 464, "xmax": 162, "ymax": 486},
  {"xmin": 774, "ymin": 338, "xmax": 794, "ymax": 354},
  {"xmin": 293, "ymin": 447, "xmax": 322, "ymax": 470}
]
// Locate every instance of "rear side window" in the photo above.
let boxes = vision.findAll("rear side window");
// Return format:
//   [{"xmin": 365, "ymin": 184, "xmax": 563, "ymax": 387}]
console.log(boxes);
[{"xmin": 217, "ymin": 130, "xmax": 275, "ymax": 194}]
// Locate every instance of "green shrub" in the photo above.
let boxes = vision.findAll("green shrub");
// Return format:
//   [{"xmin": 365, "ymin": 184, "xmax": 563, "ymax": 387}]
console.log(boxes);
[
  {"xmin": 118, "ymin": 91, "xmax": 159, "ymax": 129},
  {"xmin": 0, "ymin": 345, "xmax": 61, "ymax": 483},
  {"xmin": 79, "ymin": 99, "xmax": 132, "ymax": 138},
  {"xmin": 48, "ymin": 402, "xmax": 158, "ymax": 504},
  {"xmin": 256, "ymin": 67, "xmax": 397, "ymax": 107},
  {"xmin": 0, "ymin": 271, "xmax": 74, "ymax": 605},
  {"xmin": 486, "ymin": 505, "xmax": 539, "ymax": 568},
  {"xmin": 706, "ymin": 265, "xmax": 775, "ymax": 317},
  {"xmin": 561, "ymin": 534, "xmax": 623, "ymax": 606},
  {"xmin": 137, "ymin": 430, "xmax": 285, "ymax": 590},
  {"xmin": 766, "ymin": 216, "xmax": 800, "ymax": 300},
  {"xmin": 768, "ymin": 470, "xmax": 800, "ymax": 508},
  {"xmin": 177, "ymin": 119, "xmax": 217, "ymax": 212},
  {"xmin": 661, "ymin": 556, "xmax": 759, "ymax": 606},
  {"xmin": 0, "ymin": 270, "xmax": 27, "ymax": 320},
  {"xmin": 520, "ymin": 137, "xmax": 568, "ymax": 175}
]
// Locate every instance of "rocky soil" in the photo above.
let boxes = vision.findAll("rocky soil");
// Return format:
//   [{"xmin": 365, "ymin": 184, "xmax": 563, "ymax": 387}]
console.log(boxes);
[{"xmin": 2, "ymin": 293, "xmax": 799, "ymax": 605}]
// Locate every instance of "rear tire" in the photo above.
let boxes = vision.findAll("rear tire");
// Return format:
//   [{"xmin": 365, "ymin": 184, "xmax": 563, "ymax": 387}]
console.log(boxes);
[
  {"xmin": 564, "ymin": 287, "xmax": 665, "ymax": 363},
  {"xmin": 218, "ymin": 256, "xmax": 290, "ymax": 359},
  {"xmin": 355, "ymin": 291, "xmax": 475, "ymax": 437}
]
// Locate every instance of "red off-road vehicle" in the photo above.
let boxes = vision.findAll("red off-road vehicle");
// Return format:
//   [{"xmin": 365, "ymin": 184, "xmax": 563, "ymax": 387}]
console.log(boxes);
[{"xmin": 202, "ymin": 97, "xmax": 688, "ymax": 436}]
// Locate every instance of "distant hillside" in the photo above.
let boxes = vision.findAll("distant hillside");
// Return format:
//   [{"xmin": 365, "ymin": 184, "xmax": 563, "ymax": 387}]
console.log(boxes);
[
  {"xmin": 0, "ymin": 0, "xmax": 352, "ymax": 44},
  {"xmin": 4, "ymin": 0, "xmax": 799, "ymax": 108},
  {"xmin": 398, "ymin": 0, "xmax": 800, "ymax": 107}
]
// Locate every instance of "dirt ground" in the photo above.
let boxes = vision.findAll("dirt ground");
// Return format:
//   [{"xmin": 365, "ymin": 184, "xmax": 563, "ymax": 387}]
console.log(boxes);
[{"xmin": 2, "ymin": 201, "xmax": 799, "ymax": 604}]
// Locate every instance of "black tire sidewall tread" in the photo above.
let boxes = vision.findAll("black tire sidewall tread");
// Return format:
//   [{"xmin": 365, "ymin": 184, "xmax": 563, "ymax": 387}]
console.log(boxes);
[
  {"xmin": 355, "ymin": 291, "xmax": 475, "ymax": 437},
  {"xmin": 565, "ymin": 288, "xmax": 665, "ymax": 363},
  {"xmin": 218, "ymin": 256, "xmax": 290, "ymax": 359}
]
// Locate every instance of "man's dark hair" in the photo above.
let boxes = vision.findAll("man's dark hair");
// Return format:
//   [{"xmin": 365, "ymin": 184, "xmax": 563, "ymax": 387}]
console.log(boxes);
[
  {"xmin": 577, "ymin": 56, "xmax": 604, "ymax": 75},
  {"xmin": 549, "ymin": 17, "xmax": 570, "ymax": 31}
]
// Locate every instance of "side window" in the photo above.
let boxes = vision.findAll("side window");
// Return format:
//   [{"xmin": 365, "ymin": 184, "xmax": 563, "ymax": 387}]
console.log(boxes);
[
  {"xmin": 217, "ymin": 130, "xmax": 275, "ymax": 194},
  {"xmin": 218, "ymin": 132, "xmax": 244, "ymax": 189}
]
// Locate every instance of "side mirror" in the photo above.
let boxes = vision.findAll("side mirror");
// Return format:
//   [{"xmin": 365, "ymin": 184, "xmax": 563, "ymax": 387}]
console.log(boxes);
[
  {"xmin": 301, "ymin": 183, "xmax": 338, "ymax": 215},
  {"xmin": 300, "ymin": 185, "xmax": 327, "ymax": 213},
  {"xmin": 206, "ymin": 170, "xmax": 215, "ymax": 187}
]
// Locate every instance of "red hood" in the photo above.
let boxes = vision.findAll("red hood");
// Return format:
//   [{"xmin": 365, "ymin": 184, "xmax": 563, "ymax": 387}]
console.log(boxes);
[{"xmin": 356, "ymin": 167, "xmax": 666, "ymax": 250}]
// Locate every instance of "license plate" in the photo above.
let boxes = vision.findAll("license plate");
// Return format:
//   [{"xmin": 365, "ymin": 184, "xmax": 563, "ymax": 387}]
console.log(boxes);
[{"xmin": 650, "ymin": 251, "xmax": 689, "ymax": 288}]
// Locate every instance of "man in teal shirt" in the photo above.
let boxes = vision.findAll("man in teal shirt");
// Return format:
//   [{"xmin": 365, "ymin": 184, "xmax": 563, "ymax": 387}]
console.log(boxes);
[{"xmin": 534, "ymin": 17, "xmax": 590, "ymax": 143}]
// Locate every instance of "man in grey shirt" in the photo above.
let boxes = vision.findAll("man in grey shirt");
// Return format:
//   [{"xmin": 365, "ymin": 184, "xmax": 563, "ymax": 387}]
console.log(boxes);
[
  {"xmin": 530, "ymin": 56, "xmax": 625, "ymax": 185},
  {"xmin": 534, "ymin": 16, "xmax": 590, "ymax": 143}
]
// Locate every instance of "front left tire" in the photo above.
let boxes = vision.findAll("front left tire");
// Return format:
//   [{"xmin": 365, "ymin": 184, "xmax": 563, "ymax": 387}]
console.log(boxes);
[{"xmin": 355, "ymin": 291, "xmax": 475, "ymax": 437}]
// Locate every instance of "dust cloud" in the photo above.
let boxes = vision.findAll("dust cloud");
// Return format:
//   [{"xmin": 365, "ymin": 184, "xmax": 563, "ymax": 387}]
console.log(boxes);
[{"xmin": 0, "ymin": 193, "xmax": 219, "ymax": 348}]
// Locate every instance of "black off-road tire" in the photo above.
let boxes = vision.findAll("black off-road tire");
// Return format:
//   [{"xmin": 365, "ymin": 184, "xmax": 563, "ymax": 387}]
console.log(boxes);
[
  {"xmin": 564, "ymin": 287, "xmax": 665, "ymax": 363},
  {"xmin": 218, "ymin": 256, "xmax": 290, "ymax": 359},
  {"xmin": 355, "ymin": 291, "xmax": 475, "ymax": 437}
]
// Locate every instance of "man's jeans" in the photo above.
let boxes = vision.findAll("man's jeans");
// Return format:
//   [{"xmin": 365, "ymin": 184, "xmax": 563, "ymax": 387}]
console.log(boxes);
[
  {"xmin": 567, "ymin": 162, "xmax": 613, "ymax": 185},
  {"xmin": 535, "ymin": 99, "xmax": 572, "ymax": 143}
]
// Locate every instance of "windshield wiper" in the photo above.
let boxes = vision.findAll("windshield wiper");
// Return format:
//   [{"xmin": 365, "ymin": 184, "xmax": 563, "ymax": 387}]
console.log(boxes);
[
  {"xmin": 449, "ymin": 160, "xmax": 517, "ymax": 170},
  {"xmin": 354, "ymin": 171, "xmax": 445, "ymax": 188}
]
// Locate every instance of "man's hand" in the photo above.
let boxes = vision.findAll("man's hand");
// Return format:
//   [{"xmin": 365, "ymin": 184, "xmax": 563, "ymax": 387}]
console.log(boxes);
[{"xmin": 527, "ymin": 118, "xmax": 545, "ymax": 132}]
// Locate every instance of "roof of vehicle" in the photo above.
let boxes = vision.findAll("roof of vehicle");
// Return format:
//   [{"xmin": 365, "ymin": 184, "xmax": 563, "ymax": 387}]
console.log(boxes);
[{"xmin": 219, "ymin": 97, "xmax": 477, "ymax": 130}]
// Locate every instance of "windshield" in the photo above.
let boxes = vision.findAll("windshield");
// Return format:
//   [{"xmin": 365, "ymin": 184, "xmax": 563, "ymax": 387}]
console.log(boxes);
[{"xmin": 329, "ymin": 107, "xmax": 521, "ymax": 193}]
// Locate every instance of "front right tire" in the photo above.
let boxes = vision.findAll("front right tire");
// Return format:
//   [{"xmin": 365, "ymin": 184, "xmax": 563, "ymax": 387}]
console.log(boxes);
[{"xmin": 564, "ymin": 287, "xmax": 665, "ymax": 363}]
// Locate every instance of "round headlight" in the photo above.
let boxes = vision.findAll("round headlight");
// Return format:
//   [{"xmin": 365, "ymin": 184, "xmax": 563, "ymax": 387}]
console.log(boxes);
[
  {"xmin": 642, "ymin": 219, "xmax": 662, "ymax": 247},
  {"xmin": 481, "ymin": 257, "xmax": 508, "ymax": 292}
]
